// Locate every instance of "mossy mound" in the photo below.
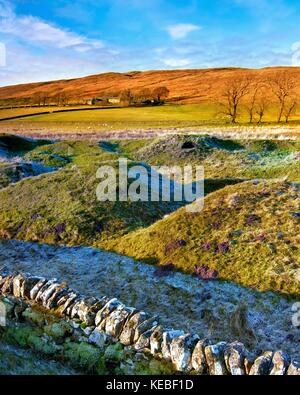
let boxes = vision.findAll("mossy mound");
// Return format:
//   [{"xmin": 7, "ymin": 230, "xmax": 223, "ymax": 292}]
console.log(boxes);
[
  {"xmin": 0, "ymin": 141, "xmax": 182, "ymax": 244},
  {"xmin": 104, "ymin": 180, "xmax": 300, "ymax": 296},
  {"xmin": 0, "ymin": 134, "xmax": 49, "ymax": 158},
  {"xmin": 116, "ymin": 135, "xmax": 300, "ymax": 181},
  {"xmin": 24, "ymin": 140, "xmax": 106, "ymax": 168}
]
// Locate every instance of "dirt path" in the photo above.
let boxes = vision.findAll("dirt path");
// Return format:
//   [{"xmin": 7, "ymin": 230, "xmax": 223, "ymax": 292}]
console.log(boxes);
[{"xmin": 0, "ymin": 238, "xmax": 298, "ymax": 357}]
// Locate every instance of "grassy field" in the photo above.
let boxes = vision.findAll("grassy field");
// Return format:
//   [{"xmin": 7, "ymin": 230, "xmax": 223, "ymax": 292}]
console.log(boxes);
[
  {"xmin": 0, "ymin": 106, "xmax": 95, "ymax": 120},
  {"xmin": 2, "ymin": 103, "xmax": 300, "ymax": 129}
]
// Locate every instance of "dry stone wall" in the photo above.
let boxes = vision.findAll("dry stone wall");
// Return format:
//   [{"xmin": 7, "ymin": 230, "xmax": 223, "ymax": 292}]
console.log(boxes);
[{"xmin": 0, "ymin": 271, "xmax": 299, "ymax": 375}]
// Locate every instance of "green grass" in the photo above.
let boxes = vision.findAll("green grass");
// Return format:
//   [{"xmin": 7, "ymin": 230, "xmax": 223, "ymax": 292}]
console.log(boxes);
[
  {"xmin": 0, "ymin": 134, "xmax": 49, "ymax": 157},
  {"xmin": 0, "ymin": 106, "xmax": 93, "ymax": 120},
  {"xmin": 0, "ymin": 134, "xmax": 299, "ymax": 296},
  {"xmin": 0, "ymin": 140, "xmax": 182, "ymax": 245},
  {"xmin": 104, "ymin": 180, "xmax": 300, "ymax": 296},
  {"xmin": 4, "ymin": 103, "xmax": 300, "ymax": 129},
  {"xmin": 113, "ymin": 135, "xmax": 300, "ymax": 182}
]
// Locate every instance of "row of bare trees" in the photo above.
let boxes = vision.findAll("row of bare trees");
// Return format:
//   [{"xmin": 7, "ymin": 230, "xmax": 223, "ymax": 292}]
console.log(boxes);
[
  {"xmin": 119, "ymin": 86, "xmax": 170, "ymax": 106},
  {"xmin": 220, "ymin": 71, "xmax": 297, "ymax": 123},
  {"xmin": 31, "ymin": 92, "xmax": 70, "ymax": 107},
  {"xmin": 29, "ymin": 86, "xmax": 170, "ymax": 108}
]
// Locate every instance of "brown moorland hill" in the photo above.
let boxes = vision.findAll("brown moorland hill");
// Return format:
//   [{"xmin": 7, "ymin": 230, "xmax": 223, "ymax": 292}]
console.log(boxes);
[{"xmin": 1, "ymin": 67, "xmax": 300, "ymax": 105}]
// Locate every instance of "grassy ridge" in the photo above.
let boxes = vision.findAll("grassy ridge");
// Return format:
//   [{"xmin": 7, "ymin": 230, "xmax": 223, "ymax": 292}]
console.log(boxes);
[
  {"xmin": 104, "ymin": 180, "xmax": 300, "ymax": 296},
  {"xmin": 115, "ymin": 136, "xmax": 300, "ymax": 182},
  {"xmin": 0, "ymin": 140, "xmax": 182, "ymax": 245}
]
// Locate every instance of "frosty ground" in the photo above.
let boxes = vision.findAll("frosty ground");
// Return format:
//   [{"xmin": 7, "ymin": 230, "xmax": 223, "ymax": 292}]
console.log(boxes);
[{"xmin": 0, "ymin": 238, "xmax": 298, "ymax": 358}]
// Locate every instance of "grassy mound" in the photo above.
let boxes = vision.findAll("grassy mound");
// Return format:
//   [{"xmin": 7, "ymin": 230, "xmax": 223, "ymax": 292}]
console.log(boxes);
[
  {"xmin": 104, "ymin": 180, "xmax": 300, "ymax": 296},
  {"xmin": 0, "ymin": 134, "xmax": 49, "ymax": 158},
  {"xmin": 24, "ymin": 140, "xmax": 107, "ymax": 167},
  {"xmin": 0, "ymin": 140, "xmax": 183, "ymax": 245},
  {"xmin": 115, "ymin": 135, "xmax": 300, "ymax": 182}
]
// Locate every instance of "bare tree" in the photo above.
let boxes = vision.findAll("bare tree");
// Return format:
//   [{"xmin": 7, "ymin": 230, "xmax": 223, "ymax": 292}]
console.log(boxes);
[
  {"xmin": 220, "ymin": 76, "xmax": 252, "ymax": 123},
  {"xmin": 60, "ymin": 93, "xmax": 69, "ymax": 106},
  {"xmin": 32, "ymin": 93, "xmax": 42, "ymax": 107},
  {"xmin": 245, "ymin": 82, "xmax": 260, "ymax": 123},
  {"xmin": 152, "ymin": 86, "xmax": 170, "ymax": 103},
  {"xmin": 283, "ymin": 97, "xmax": 297, "ymax": 123},
  {"xmin": 40, "ymin": 93, "xmax": 49, "ymax": 107},
  {"xmin": 256, "ymin": 95, "xmax": 269, "ymax": 124},
  {"xmin": 271, "ymin": 71, "xmax": 295, "ymax": 123},
  {"xmin": 137, "ymin": 88, "xmax": 152, "ymax": 103},
  {"xmin": 119, "ymin": 89, "xmax": 134, "ymax": 106},
  {"xmin": 54, "ymin": 93, "xmax": 61, "ymax": 106}
]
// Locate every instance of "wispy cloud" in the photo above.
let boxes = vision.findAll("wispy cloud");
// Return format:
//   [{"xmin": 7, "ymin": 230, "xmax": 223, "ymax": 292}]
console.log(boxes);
[
  {"xmin": 163, "ymin": 58, "xmax": 191, "ymax": 67},
  {"xmin": 0, "ymin": 0, "xmax": 297, "ymax": 86},
  {"xmin": 166, "ymin": 23, "xmax": 200, "ymax": 39},
  {"xmin": 0, "ymin": 0, "xmax": 104, "ymax": 51}
]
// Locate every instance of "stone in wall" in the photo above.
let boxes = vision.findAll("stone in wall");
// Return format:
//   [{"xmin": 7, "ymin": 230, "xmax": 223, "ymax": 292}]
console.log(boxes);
[
  {"xmin": 21, "ymin": 276, "xmax": 45, "ymax": 299},
  {"xmin": 249, "ymin": 351, "xmax": 273, "ymax": 375},
  {"xmin": 13, "ymin": 274, "xmax": 26, "ymax": 298},
  {"xmin": 170, "ymin": 333, "xmax": 199, "ymax": 372},
  {"xmin": 60, "ymin": 292, "xmax": 80, "ymax": 314},
  {"xmin": 95, "ymin": 298, "xmax": 124, "ymax": 329},
  {"xmin": 270, "ymin": 350, "xmax": 290, "ymax": 375},
  {"xmin": 41, "ymin": 283, "xmax": 66, "ymax": 308},
  {"xmin": 77, "ymin": 297, "xmax": 107, "ymax": 326},
  {"xmin": 35, "ymin": 279, "xmax": 58, "ymax": 302},
  {"xmin": 1, "ymin": 275, "xmax": 14, "ymax": 294},
  {"xmin": 119, "ymin": 311, "xmax": 149, "ymax": 346},
  {"xmin": 89, "ymin": 328, "xmax": 110, "ymax": 350},
  {"xmin": 161, "ymin": 329, "xmax": 185, "ymax": 361},
  {"xmin": 224, "ymin": 342, "xmax": 248, "ymax": 375},
  {"xmin": 287, "ymin": 359, "xmax": 300, "ymax": 375},
  {"xmin": 29, "ymin": 278, "xmax": 47, "ymax": 300},
  {"xmin": 191, "ymin": 338, "xmax": 211, "ymax": 374},
  {"xmin": 45, "ymin": 286, "xmax": 68, "ymax": 309},
  {"xmin": 204, "ymin": 342, "xmax": 228, "ymax": 375},
  {"xmin": 150, "ymin": 325, "xmax": 164, "ymax": 355},
  {"xmin": 133, "ymin": 316, "xmax": 159, "ymax": 343},
  {"xmin": 135, "ymin": 326, "xmax": 158, "ymax": 351},
  {"xmin": 244, "ymin": 353, "xmax": 255, "ymax": 374},
  {"xmin": 105, "ymin": 306, "xmax": 136, "ymax": 338}
]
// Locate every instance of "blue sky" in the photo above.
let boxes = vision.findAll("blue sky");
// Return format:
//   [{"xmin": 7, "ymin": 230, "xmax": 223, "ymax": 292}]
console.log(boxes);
[{"xmin": 0, "ymin": 0, "xmax": 299, "ymax": 85}]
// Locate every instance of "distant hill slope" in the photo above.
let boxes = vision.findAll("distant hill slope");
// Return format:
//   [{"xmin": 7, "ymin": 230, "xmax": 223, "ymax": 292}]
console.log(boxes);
[{"xmin": 1, "ymin": 67, "xmax": 300, "ymax": 104}]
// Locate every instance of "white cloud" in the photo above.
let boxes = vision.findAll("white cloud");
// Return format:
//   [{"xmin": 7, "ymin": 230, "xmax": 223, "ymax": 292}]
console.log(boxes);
[
  {"xmin": 0, "ymin": 0, "xmax": 104, "ymax": 51},
  {"xmin": 166, "ymin": 23, "xmax": 200, "ymax": 39},
  {"xmin": 163, "ymin": 58, "xmax": 191, "ymax": 67}
]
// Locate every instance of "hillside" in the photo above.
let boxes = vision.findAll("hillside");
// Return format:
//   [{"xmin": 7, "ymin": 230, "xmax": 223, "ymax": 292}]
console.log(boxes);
[
  {"xmin": 115, "ymin": 135, "xmax": 300, "ymax": 181},
  {"xmin": 1, "ymin": 67, "xmax": 300, "ymax": 105},
  {"xmin": 0, "ymin": 139, "xmax": 184, "ymax": 245},
  {"xmin": 1, "ymin": 135, "xmax": 299, "ymax": 296},
  {"xmin": 104, "ymin": 180, "xmax": 300, "ymax": 296}
]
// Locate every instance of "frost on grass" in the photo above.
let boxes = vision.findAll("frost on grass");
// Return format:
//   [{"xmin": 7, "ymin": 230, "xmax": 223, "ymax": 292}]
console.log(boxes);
[{"xmin": 0, "ymin": 238, "xmax": 299, "ymax": 358}]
